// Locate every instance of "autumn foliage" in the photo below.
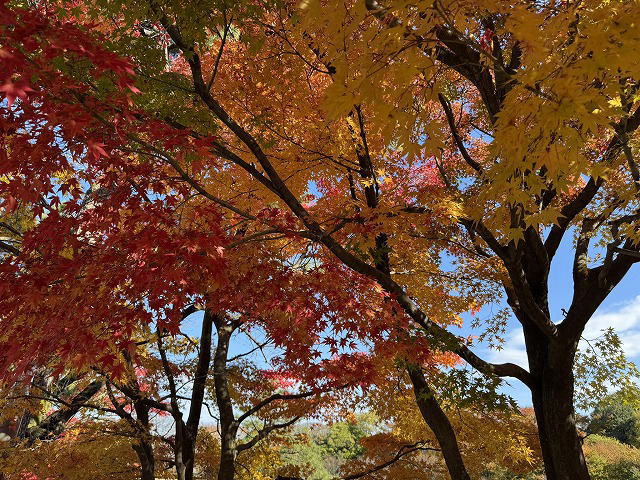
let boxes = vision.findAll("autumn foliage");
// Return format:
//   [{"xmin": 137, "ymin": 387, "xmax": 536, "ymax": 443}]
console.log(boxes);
[{"xmin": 2, "ymin": 0, "xmax": 640, "ymax": 479}]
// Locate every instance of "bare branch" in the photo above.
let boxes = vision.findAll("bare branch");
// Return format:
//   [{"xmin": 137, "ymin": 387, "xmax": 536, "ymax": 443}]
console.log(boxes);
[
  {"xmin": 236, "ymin": 415, "xmax": 302, "ymax": 452},
  {"xmin": 341, "ymin": 441, "xmax": 439, "ymax": 480},
  {"xmin": 237, "ymin": 389, "xmax": 322, "ymax": 425}
]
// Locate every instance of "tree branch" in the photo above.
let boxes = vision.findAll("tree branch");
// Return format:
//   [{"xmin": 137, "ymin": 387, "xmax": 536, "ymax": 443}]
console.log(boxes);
[
  {"xmin": 341, "ymin": 441, "xmax": 439, "ymax": 480},
  {"xmin": 28, "ymin": 380, "xmax": 104, "ymax": 441},
  {"xmin": 438, "ymin": 93, "xmax": 483, "ymax": 173},
  {"xmin": 237, "ymin": 389, "xmax": 321, "ymax": 425},
  {"xmin": 235, "ymin": 415, "xmax": 302, "ymax": 452}
]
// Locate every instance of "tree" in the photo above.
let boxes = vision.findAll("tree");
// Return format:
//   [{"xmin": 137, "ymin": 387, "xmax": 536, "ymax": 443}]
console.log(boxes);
[
  {"xmin": 355, "ymin": 367, "xmax": 541, "ymax": 478},
  {"xmin": 0, "ymin": 313, "xmax": 340, "ymax": 480},
  {"xmin": 290, "ymin": 2, "xmax": 640, "ymax": 476},
  {"xmin": 3, "ymin": 1, "xmax": 640, "ymax": 479},
  {"xmin": 588, "ymin": 390, "xmax": 640, "ymax": 447},
  {"xmin": 322, "ymin": 415, "xmax": 376, "ymax": 460},
  {"xmin": 72, "ymin": 1, "xmax": 637, "ymax": 478},
  {"xmin": 0, "ymin": 419, "xmax": 140, "ymax": 480}
]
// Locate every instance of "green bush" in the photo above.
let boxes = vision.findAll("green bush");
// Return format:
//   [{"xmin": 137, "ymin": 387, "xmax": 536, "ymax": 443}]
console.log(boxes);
[{"xmin": 585, "ymin": 435, "xmax": 640, "ymax": 480}]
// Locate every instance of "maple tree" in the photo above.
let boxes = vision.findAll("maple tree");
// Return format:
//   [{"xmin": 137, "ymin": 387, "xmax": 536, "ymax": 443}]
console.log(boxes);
[
  {"xmin": 331, "ymin": 368, "xmax": 542, "ymax": 479},
  {"xmin": 303, "ymin": 1, "xmax": 640, "ymax": 478},
  {"xmin": 3, "ymin": 0, "xmax": 640, "ymax": 479},
  {"xmin": 0, "ymin": 317, "xmax": 337, "ymax": 480},
  {"xmin": 0, "ymin": 9, "xmax": 421, "ymax": 479},
  {"xmin": 98, "ymin": 1, "xmax": 637, "ymax": 479}
]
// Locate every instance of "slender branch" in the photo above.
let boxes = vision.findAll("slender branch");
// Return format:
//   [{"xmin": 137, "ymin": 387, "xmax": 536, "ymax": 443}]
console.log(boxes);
[
  {"xmin": 0, "ymin": 221, "xmax": 23, "ymax": 237},
  {"xmin": 341, "ymin": 441, "xmax": 440, "ymax": 480},
  {"xmin": 125, "ymin": 133, "xmax": 258, "ymax": 220},
  {"xmin": 225, "ymin": 229, "xmax": 282, "ymax": 249},
  {"xmin": 157, "ymin": 327, "xmax": 179, "ymax": 410},
  {"xmin": 227, "ymin": 340, "xmax": 271, "ymax": 362},
  {"xmin": 0, "ymin": 239, "xmax": 20, "ymax": 255},
  {"xmin": 82, "ymin": 100, "xmax": 259, "ymax": 221},
  {"xmin": 236, "ymin": 415, "xmax": 302, "ymax": 452},
  {"xmin": 207, "ymin": 17, "xmax": 231, "ymax": 91},
  {"xmin": 612, "ymin": 246, "xmax": 640, "ymax": 259},
  {"xmin": 546, "ymin": 107, "xmax": 640, "ymax": 258},
  {"xmin": 237, "ymin": 389, "xmax": 321, "ymax": 424},
  {"xmin": 438, "ymin": 93, "xmax": 483, "ymax": 173}
]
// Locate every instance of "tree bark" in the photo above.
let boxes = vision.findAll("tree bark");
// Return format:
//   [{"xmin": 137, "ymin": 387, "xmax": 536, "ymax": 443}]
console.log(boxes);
[
  {"xmin": 132, "ymin": 438, "xmax": 156, "ymax": 480},
  {"xmin": 218, "ymin": 446, "xmax": 237, "ymax": 480},
  {"xmin": 406, "ymin": 366, "xmax": 471, "ymax": 480},
  {"xmin": 213, "ymin": 316, "xmax": 238, "ymax": 480},
  {"xmin": 156, "ymin": 306, "xmax": 215, "ymax": 480},
  {"xmin": 182, "ymin": 310, "xmax": 214, "ymax": 480},
  {"xmin": 131, "ymin": 400, "xmax": 156, "ymax": 480},
  {"xmin": 157, "ymin": 327, "xmax": 187, "ymax": 480},
  {"xmin": 28, "ymin": 380, "xmax": 103, "ymax": 442},
  {"xmin": 525, "ymin": 329, "xmax": 589, "ymax": 480}
]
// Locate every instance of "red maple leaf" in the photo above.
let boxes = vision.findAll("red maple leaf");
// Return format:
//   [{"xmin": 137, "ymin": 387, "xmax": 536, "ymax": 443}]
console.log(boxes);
[
  {"xmin": 0, "ymin": 79, "xmax": 35, "ymax": 106},
  {"xmin": 1, "ymin": 196, "xmax": 17, "ymax": 213},
  {"xmin": 87, "ymin": 139, "xmax": 109, "ymax": 159}
]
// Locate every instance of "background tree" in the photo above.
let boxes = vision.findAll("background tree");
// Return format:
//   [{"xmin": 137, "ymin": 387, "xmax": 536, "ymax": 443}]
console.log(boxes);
[
  {"xmin": 587, "ymin": 390, "xmax": 640, "ymax": 448},
  {"xmin": 583, "ymin": 435, "xmax": 640, "ymax": 480}
]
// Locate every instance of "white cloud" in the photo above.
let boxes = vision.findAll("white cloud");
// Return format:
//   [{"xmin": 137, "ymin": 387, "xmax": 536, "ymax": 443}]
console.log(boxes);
[
  {"xmin": 487, "ymin": 295, "xmax": 640, "ymax": 369},
  {"xmin": 489, "ymin": 329, "xmax": 529, "ymax": 368},
  {"xmin": 583, "ymin": 295, "xmax": 640, "ymax": 340},
  {"xmin": 621, "ymin": 332, "xmax": 640, "ymax": 357}
]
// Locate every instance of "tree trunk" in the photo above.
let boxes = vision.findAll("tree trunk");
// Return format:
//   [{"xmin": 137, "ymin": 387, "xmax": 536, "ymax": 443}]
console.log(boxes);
[
  {"xmin": 525, "ymin": 329, "xmax": 589, "ymax": 480},
  {"xmin": 132, "ymin": 439, "xmax": 156, "ymax": 480},
  {"xmin": 218, "ymin": 443, "xmax": 237, "ymax": 480},
  {"xmin": 181, "ymin": 426, "xmax": 197, "ymax": 480},
  {"xmin": 213, "ymin": 316, "xmax": 238, "ymax": 480},
  {"xmin": 132, "ymin": 401, "xmax": 156, "ymax": 480},
  {"xmin": 183, "ymin": 310, "xmax": 214, "ymax": 480},
  {"xmin": 407, "ymin": 366, "xmax": 471, "ymax": 480}
]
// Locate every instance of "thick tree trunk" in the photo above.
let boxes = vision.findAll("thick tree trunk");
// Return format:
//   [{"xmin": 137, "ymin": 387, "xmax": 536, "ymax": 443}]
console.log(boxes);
[
  {"xmin": 407, "ymin": 366, "xmax": 471, "ymax": 480},
  {"xmin": 217, "ymin": 445, "xmax": 237, "ymax": 480},
  {"xmin": 525, "ymin": 329, "xmax": 589, "ymax": 480},
  {"xmin": 174, "ymin": 446, "xmax": 187, "ymax": 480}
]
